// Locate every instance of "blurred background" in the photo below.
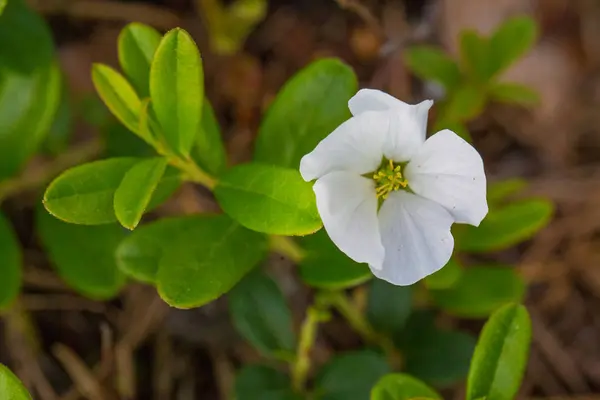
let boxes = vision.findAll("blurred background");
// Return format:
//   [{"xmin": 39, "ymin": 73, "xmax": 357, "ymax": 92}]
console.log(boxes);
[{"xmin": 1, "ymin": 0, "xmax": 599, "ymax": 398}]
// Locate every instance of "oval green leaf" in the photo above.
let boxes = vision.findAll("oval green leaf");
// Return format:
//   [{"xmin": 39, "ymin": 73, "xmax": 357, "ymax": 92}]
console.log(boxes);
[
  {"xmin": 43, "ymin": 78, "xmax": 73, "ymax": 156},
  {"xmin": 150, "ymin": 28, "xmax": 203, "ymax": 156},
  {"xmin": 229, "ymin": 270, "xmax": 295, "ymax": 357},
  {"xmin": 459, "ymin": 31, "xmax": 490, "ymax": 83},
  {"xmin": 254, "ymin": 58, "xmax": 357, "ymax": 168},
  {"xmin": 457, "ymin": 199, "xmax": 554, "ymax": 252},
  {"xmin": 315, "ymin": 350, "xmax": 390, "ymax": 400},
  {"xmin": 214, "ymin": 162, "xmax": 321, "ymax": 235},
  {"xmin": 118, "ymin": 22, "xmax": 161, "ymax": 97},
  {"xmin": 43, "ymin": 158, "xmax": 139, "ymax": 225},
  {"xmin": 299, "ymin": 230, "xmax": 371, "ymax": 290},
  {"xmin": 489, "ymin": 82, "xmax": 540, "ymax": 106},
  {"xmin": 430, "ymin": 266, "xmax": 525, "ymax": 318},
  {"xmin": 104, "ymin": 119, "xmax": 154, "ymax": 158},
  {"xmin": 440, "ymin": 84, "xmax": 486, "ymax": 123},
  {"xmin": 400, "ymin": 321, "xmax": 476, "ymax": 387},
  {"xmin": 0, "ymin": 63, "xmax": 60, "ymax": 180},
  {"xmin": 114, "ymin": 157, "xmax": 168, "ymax": 230},
  {"xmin": 0, "ymin": 213, "xmax": 22, "ymax": 310},
  {"xmin": 424, "ymin": 257, "xmax": 463, "ymax": 290},
  {"xmin": 92, "ymin": 64, "xmax": 142, "ymax": 137},
  {"xmin": 404, "ymin": 46, "xmax": 461, "ymax": 90},
  {"xmin": 116, "ymin": 216, "xmax": 205, "ymax": 284},
  {"xmin": 0, "ymin": 0, "xmax": 53, "ymax": 73},
  {"xmin": 156, "ymin": 215, "xmax": 267, "ymax": 308},
  {"xmin": 191, "ymin": 98, "xmax": 227, "ymax": 176},
  {"xmin": 489, "ymin": 16, "xmax": 537, "ymax": 76},
  {"xmin": 37, "ymin": 206, "xmax": 127, "ymax": 300},
  {"xmin": 234, "ymin": 365, "xmax": 300, "ymax": 400},
  {"xmin": 487, "ymin": 178, "xmax": 528, "ymax": 205},
  {"xmin": 146, "ymin": 165, "xmax": 182, "ymax": 209},
  {"xmin": 370, "ymin": 373, "xmax": 441, "ymax": 400},
  {"xmin": 367, "ymin": 279, "xmax": 412, "ymax": 336},
  {"xmin": 0, "ymin": 364, "xmax": 32, "ymax": 400},
  {"xmin": 467, "ymin": 304, "xmax": 532, "ymax": 400}
]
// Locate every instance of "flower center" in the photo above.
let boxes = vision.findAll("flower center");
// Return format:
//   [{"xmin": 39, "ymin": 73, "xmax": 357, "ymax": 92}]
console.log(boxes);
[{"xmin": 372, "ymin": 159, "xmax": 408, "ymax": 199}]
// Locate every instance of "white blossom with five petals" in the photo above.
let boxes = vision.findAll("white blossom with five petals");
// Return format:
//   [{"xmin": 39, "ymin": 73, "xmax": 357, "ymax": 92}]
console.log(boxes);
[{"xmin": 299, "ymin": 89, "xmax": 488, "ymax": 286}]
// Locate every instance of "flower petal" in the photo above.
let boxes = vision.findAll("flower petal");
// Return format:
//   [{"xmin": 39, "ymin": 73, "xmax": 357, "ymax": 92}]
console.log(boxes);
[
  {"xmin": 348, "ymin": 88, "xmax": 407, "ymax": 115},
  {"xmin": 349, "ymin": 89, "xmax": 433, "ymax": 162},
  {"xmin": 404, "ymin": 129, "xmax": 488, "ymax": 226},
  {"xmin": 371, "ymin": 191, "xmax": 454, "ymax": 286},
  {"xmin": 313, "ymin": 171, "xmax": 384, "ymax": 267},
  {"xmin": 299, "ymin": 111, "xmax": 388, "ymax": 181}
]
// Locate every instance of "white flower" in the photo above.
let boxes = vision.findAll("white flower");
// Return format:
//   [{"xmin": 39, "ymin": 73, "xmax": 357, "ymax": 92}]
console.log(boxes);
[{"xmin": 299, "ymin": 89, "xmax": 488, "ymax": 286}]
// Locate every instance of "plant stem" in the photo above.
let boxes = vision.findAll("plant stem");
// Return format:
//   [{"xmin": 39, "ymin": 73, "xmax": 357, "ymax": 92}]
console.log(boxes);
[
  {"xmin": 322, "ymin": 290, "xmax": 402, "ymax": 368},
  {"xmin": 0, "ymin": 138, "xmax": 102, "ymax": 204},
  {"xmin": 269, "ymin": 235, "xmax": 306, "ymax": 263},
  {"xmin": 291, "ymin": 305, "xmax": 328, "ymax": 393},
  {"xmin": 168, "ymin": 156, "xmax": 216, "ymax": 190}
]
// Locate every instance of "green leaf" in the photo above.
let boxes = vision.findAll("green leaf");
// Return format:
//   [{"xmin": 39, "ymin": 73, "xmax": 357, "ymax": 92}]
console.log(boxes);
[
  {"xmin": 460, "ymin": 31, "xmax": 490, "ymax": 82},
  {"xmin": 79, "ymin": 94, "xmax": 111, "ymax": 128},
  {"xmin": 104, "ymin": 121, "xmax": 154, "ymax": 158},
  {"xmin": 440, "ymin": 84, "xmax": 486, "ymax": 122},
  {"xmin": 191, "ymin": 99, "xmax": 227, "ymax": 176},
  {"xmin": 36, "ymin": 206, "xmax": 127, "ymax": 300},
  {"xmin": 315, "ymin": 350, "xmax": 390, "ymax": 400},
  {"xmin": 146, "ymin": 165, "xmax": 182, "ymax": 209},
  {"xmin": 207, "ymin": 0, "xmax": 268, "ymax": 55},
  {"xmin": 137, "ymin": 98, "xmax": 162, "ymax": 147},
  {"xmin": 370, "ymin": 373, "xmax": 441, "ymax": 400},
  {"xmin": 43, "ymin": 76, "xmax": 72, "ymax": 156},
  {"xmin": 114, "ymin": 157, "xmax": 168, "ymax": 230},
  {"xmin": 0, "ymin": 364, "xmax": 32, "ymax": 400},
  {"xmin": 0, "ymin": 0, "xmax": 53, "ymax": 74},
  {"xmin": 0, "ymin": 0, "xmax": 6, "ymax": 16},
  {"xmin": 467, "ymin": 304, "xmax": 532, "ymax": 400},
  {"xmin": 404, "ymin": 46, "xmax": 461, "ymax": 90},
  {"xmin": 0, "ymin": 213, "xmax": 22, "ymax": 310},
  {"xmin": 457, "ymin": 199, "xmax": 553, "ymax": 252},
  {"xmin": 299, "ymin": 230, "xmax": 371, "ymax": 290},
  {"xmin": 430, "ymin": 266, "xmax": 525, "ymax": 318},
  {"xmin": 487, "ymin": 178, "xmax": 528, "ymax": 205},
  {"xmin": 229, "ymin": 270, "xmax": 295, "ymax": 357},
  {"xmin": 156, "ymin": 215, "xmax": 267, "ymax": 308},
  {"xmin": 489, "ymin": 82, "xmax": 540, "ymax": 106},
  {"xmin": 92, "ymin": 64, "xmax": 142, "ymax": 137},
  {"xmin": 118, "ymin": 22, "xmax": 161, "ymax": 97},
  {"xmin": 150, "ymin": 28, "xmax": 203, "ymax": 156},
  {"xmin": 489, "ymin": 16, "xmax": 537, "ymax": 76},
  {"xmin": 214, "ymin": 163, "xmax": 321, "ymax": 235},
  {"xmin": 398, "ymin": 314, "xmax": 476, "ymax": 387},
  {"xmin": 0, "ymin": 63, "xmax": 61, "ymax": 180},
  {"xmin": 367, "ymin": 279, "xmax": 412, "ymax": 336},
  {"xmin": 254, "ymin": 58, "xmax": 357, "ymax": 168},
  {"xmin": 234, "ymin": 365, "xmax": 300, "ymax": 400},
  {"xmin": 425, "ymin": 257, "xmax": 463, "ymax": 290},
  {"xmin": 43, "ymin": 158, "xmax": 139, "ymax": 225},
  {"xmin": 116, "ymin": 216, "xmax": 200, "ymax": 283}
]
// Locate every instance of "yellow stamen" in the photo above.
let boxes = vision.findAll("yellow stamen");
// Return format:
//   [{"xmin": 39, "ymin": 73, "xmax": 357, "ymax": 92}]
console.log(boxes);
[{"xmin": 372, "ymin": 159, "xmax": 408, "ymax": 199}]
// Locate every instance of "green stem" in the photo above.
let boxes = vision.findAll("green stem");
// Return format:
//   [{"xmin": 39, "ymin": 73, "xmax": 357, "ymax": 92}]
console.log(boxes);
[
  {"xmin": 322, "ymin": 291, "xmax": 402, "ymax": 368},
  {"xmin": 323, "ymin": 291, "xmax": 379, "ymax": 342},
  {"xmin": 291, "ymin": 305, "xmax": 328, "ymax": 393},
  {"xmin": 269, "ymin": 236, "xmax": 306, "ymax": 263},
  {"xmin": 168, "ymin": 155, "xmax": 216, "ymax": 190}
]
